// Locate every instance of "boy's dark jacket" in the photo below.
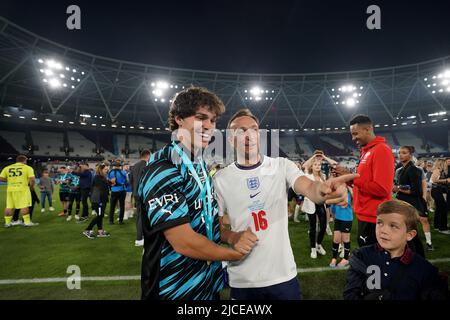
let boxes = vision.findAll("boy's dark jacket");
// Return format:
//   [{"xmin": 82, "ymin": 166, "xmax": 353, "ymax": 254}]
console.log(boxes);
[{"xmin": 344, "ymin": 243, "xmax": 449, "ymax": 300}]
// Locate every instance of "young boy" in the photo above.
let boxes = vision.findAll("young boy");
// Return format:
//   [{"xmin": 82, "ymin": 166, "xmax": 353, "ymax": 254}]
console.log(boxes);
[
  {"xmin": 38, "ymin": 169, "xmax": 54, "ymax": 213},
  {"xmin": 344, "ymin": 200, "xmax": 448, "ymax": 300},
  {"xmin": 329, "ymin": 187, "xmax": 353, "ymax": 268}
]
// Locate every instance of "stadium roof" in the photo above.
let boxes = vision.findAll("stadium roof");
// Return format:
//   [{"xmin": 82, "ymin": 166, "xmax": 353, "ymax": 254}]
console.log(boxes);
[{"xmin": 0, "ymin": 16, "xmax": 449, "ymax": 131}]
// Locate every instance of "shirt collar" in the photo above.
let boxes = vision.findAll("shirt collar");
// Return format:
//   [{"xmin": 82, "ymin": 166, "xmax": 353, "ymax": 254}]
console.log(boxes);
[
  {"xmin": 235, "ymin": 157, "xmax": 263, "ymax": 170},
  {"xmin": 375, "ymin": 243, "xmax": 414, "ymax": 265}
]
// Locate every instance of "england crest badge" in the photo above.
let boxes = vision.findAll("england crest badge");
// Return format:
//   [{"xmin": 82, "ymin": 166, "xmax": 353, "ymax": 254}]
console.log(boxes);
[{"xmin": 246, "ymin": 177, "xmax": 260, "ymax": 190}]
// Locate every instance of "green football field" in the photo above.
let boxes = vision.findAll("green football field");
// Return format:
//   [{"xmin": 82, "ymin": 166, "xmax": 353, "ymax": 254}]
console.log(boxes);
[{"xmin": 0, "ymin": 185, "xmax": 449, "ymax": 300}]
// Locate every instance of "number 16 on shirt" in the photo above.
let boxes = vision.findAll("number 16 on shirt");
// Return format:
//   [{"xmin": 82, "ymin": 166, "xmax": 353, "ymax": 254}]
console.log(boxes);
[{"xmin": 251, "ymin": 210, "xmax": 268, "ymax": 232}]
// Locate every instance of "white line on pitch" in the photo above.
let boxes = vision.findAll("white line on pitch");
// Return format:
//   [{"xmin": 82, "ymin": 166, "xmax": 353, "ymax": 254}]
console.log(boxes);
[{"xmin": 1, "ymin": 258, "xmax": 449, "ymax": 285}]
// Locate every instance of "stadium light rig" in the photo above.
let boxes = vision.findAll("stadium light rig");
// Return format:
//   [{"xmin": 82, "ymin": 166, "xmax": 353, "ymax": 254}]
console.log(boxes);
[
  {"xmin": 151, "ymin": 81, "xmax": 184, "ymax": 103},
  {"xmin": 37, "ymin": 58, "xmax": 85, "ymax": 90},
  {"xmin": 330, "ymin": 84, "xmax": 363, "ymax": 107},
  {"xmin": 243, "ymin": 87, "xmax": 275, "ymax": 102},
  {"xmin": 424, "ymin": 69, "xmax": 450, "ymax": 94}
]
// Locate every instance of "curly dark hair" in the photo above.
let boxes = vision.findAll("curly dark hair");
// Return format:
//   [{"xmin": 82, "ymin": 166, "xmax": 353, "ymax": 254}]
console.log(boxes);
[{"xmin": 168, "ymin": 86, "xmax": 225, "ymax": 131}]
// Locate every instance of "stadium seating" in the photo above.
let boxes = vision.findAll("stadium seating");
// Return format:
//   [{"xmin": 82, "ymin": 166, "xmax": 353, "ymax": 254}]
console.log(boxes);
[
  {"xmin": 279, "ymin": 136, "xmax": 299, "ymax": 159},
  {"xmin": 295, "ymin": 136, "xmax": 314, "ymax": 157},
  {"xmin": 67, "ymin": 131, "xmax": 98, "ymax": 158},
  {"xmin": 0, "ymin": 130, "xmax": 26, "ymax": 153},
  {"xmin": 395, "ymin": 131, "xmax": 427, "ymax": 153},
  {"xmin": 30, "ymin": 131, "xmax": 66, "ymax": 157}
]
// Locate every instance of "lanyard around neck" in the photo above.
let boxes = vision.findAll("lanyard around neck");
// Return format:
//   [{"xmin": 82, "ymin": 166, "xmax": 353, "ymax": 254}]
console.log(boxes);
[{"xmin": 172, "ymin": 143, "xmax": 213, "ymax": 240}]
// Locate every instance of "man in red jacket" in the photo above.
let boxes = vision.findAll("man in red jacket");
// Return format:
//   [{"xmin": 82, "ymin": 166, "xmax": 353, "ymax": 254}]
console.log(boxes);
[{"xmin": 335, "ymin": 115, "xmax": 394, "ymax": 247}]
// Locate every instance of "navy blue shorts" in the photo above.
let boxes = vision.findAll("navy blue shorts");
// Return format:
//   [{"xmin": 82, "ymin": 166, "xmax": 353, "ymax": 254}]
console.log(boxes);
[{"xmin": 230, "ymin": 276, "xmax": 302, "ymax": 300}]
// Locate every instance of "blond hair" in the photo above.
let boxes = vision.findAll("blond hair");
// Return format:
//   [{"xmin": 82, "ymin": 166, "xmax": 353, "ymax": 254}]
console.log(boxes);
[{"xmin": 433, "ymin": 158, "xmax": 448, "ymax": 176}]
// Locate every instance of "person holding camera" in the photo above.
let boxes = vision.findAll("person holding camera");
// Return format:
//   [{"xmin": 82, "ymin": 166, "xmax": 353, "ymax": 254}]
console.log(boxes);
[
  {"xmin": 108, "ymin": 161, "xmax": 128, "ymax": 225},
  {"xmin": 303, "ymin": 150, "xmax": 338, "ymax": 235}
]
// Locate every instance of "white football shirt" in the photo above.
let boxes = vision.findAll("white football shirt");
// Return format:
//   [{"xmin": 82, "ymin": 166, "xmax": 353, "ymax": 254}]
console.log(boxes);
[{"xmin": 213, "ymin": 156, "xmax": 304, "ymax": 288}]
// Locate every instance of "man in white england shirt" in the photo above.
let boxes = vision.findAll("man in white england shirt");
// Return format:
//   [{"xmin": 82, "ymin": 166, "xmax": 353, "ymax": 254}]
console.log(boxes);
[{"xmin": 214, "ymin": 109, "xmax": 358, "ymax": 300}]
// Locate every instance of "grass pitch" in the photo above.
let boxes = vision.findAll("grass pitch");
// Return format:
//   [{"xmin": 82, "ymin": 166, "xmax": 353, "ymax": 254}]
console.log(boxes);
[{"xmin": 0, "ymin": 185, "xmax": 449, "ymax": 299}]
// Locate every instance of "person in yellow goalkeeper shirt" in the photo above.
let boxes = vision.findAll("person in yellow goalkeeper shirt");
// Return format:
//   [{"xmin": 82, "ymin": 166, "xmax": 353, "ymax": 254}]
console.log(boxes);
[{"xmin": 0, "ymin": 155, "xmax": 38, "ymax": 228}]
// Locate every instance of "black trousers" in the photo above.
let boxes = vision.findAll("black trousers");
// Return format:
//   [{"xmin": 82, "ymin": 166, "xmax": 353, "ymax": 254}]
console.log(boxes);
[
  {"xmin": 357, "ymin": 220, "xmax": 377, "ymax": 247},
  {"xmin": 431, "ymin": 188, "xmax": 448, "ymax": 231},
  {"xmin": 68, "ymin": 193, "xmax": 81, "ymax": 216},
  {"xmin": 80, "ymin": 188, "xmax": 91, "ymax": 218},
  {"xmin": 134, "ymin": 195, "xmax": 143, "ymax": 240},
  {"xmin": 87, "ymin": 203, "xmax": 104, "ymax": 231},
  {"xmin": 308, "ymin": 204, "xmax": 327, "ymax": 248},
  {"xmin": 110, "ymin": 191, "xmax": 126, "ymax": 223},
  {"xmin": 13, "ymin": 202, "xmax": 36, "ymax": 221}
]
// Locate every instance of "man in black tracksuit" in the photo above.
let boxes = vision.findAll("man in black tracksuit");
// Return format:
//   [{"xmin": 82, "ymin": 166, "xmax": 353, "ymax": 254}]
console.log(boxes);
[
  {"xmin": 72, "ymin": 162, "xmax": 93, "ymax": 221},
  {"xmin": 130, "ymin": 149, "xmax": 151, "ymax": 246}
]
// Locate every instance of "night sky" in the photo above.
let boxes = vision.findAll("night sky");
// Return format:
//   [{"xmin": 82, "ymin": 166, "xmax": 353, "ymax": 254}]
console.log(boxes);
[{"xmin": 1, "ymin": 0, "xmax": 450, "ymax": 73}]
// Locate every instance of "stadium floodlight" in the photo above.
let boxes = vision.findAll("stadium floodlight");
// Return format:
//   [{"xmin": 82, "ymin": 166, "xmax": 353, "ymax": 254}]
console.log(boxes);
[
  {"xmin": 151, "ymin": 80, "xmax": 173, "ymax": 101},
  {"xmin": 49, "ymin": 78, "xmax": 61, "ymax": 88},
  {"xmin": 425, "ymin": 69, "xmax": 450, "ymax": 94},
  {"xmin": 38, "ymin": 57, "xmax": 86, "ymax": 90},
  {"xmin": 244, "ymin": 86, "xmax": 275, "ymax": 102},
  {"xmin": 156, "ymin": 81, "xmax": 169, "ymax": 89},
  {"xmin": 330, "ymin": 84, "xmax": 363, "ymax": 107},
  {"xmin": 346, "ymin": 98, "xmax": 356, "ymax": 107}
]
